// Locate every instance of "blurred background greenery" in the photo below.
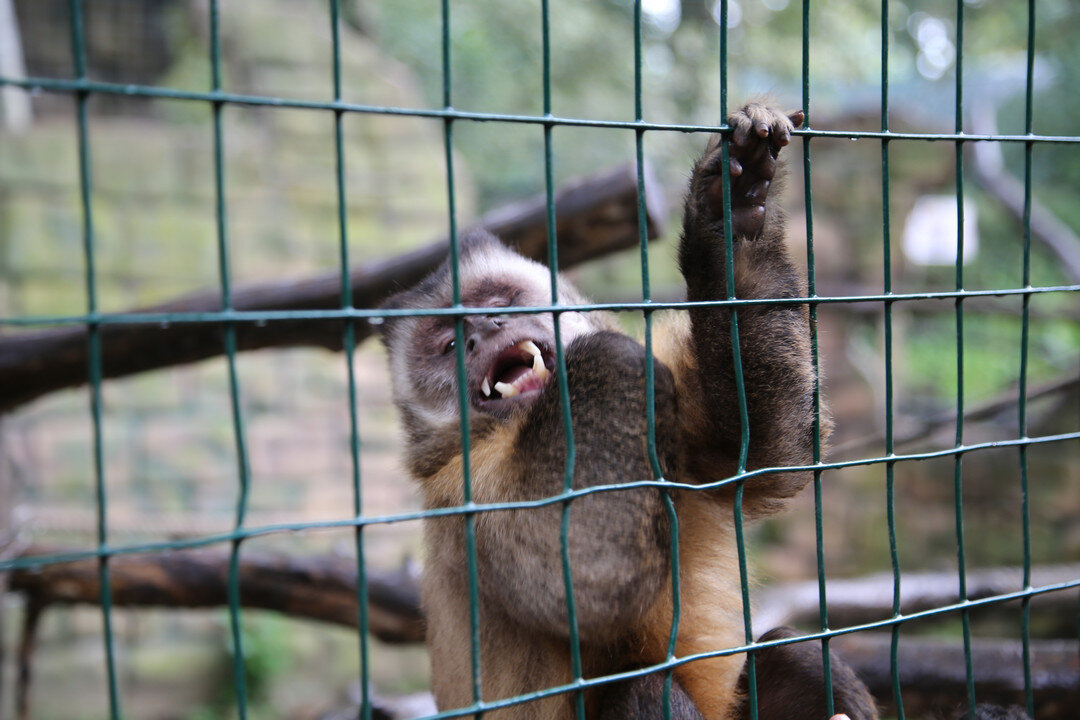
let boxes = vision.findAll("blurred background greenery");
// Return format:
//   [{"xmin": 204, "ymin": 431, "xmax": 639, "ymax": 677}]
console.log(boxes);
[{"xmin": 0, "ymin": 0, "xmax": 1077, "ymax": 717}]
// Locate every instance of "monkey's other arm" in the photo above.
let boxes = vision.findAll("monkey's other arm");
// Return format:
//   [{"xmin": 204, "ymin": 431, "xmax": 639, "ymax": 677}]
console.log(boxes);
[
  {"xmin": 462, "ymin": 330, "xmax": 708, "ymax": 718},
  {"xmin": 734, "ymin": 627, "xmax": 878, "ymax": 720},
  {"xmin": 599, "ymin": 674, "xmax": 706, "ymax": 720},
  {"xmin": 677, "ymin": 103, "xmax": 825, "ymax": 514},
  {"xmin": 476, "ymin": 330, "xmax": 678, "ymax": 645}
]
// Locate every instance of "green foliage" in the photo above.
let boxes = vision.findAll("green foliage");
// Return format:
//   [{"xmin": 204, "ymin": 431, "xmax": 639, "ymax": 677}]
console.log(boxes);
[{"xmin": 185, "ymin": 614, "xmax": 295, "ymax": 720}]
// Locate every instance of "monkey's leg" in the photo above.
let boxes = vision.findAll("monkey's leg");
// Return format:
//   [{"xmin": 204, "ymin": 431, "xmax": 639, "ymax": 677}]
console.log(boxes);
[
  {"xmin": 733, "ymin": 627, "xmax": 878, "ymax": 720},
  {"xmin": 598, "ymin": 673, "xmax": 706, "ymax": 720},
  {"xmin": 678, "ymin": 103, "xmax": 823, "ymax": 512}
]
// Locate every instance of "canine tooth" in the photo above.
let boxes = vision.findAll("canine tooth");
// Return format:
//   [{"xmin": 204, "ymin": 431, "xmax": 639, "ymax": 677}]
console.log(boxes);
[
  {"xmin": 481, "ymin": 377, "xmax": 491, "ymax": 397},
  {"xmin": 494, "ymin": 381, "xmax": 519, "ymax": 398},
  {"xmin": 520, "ymin": 340, "xmax": 542, "ymax": 359},
  {"xmin": 532, "ymin": 351, "xmax": 548, "ymax": 379}
]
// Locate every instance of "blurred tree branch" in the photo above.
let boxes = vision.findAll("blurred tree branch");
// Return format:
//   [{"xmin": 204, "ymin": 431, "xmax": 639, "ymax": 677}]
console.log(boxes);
[
  {"xmin": 969, "ymin": 98, "xmax": 1080, "ymax": 284},
  {"xmin": 831, "ymin": 372, "xmax": 1079, "ymax": 460},
  {"xmin": 0, "ymin": 162, "xmax": 665, "ymax": 412},
  {"xmin": 832, "ymin": 633, "xmax": 1079, "ymax": 719},
  {"xmin": 8, "ymin": 546, "xmax": 424, "ymax": 642},
  {"xmin": 755, "ymin": 563, "xmax": 1080, "ymax": 632},
  {"xmin": 8, "ymin": 546, "xmax": 423, "ymax": 720},
  {"xmin": 8, "ymin": 549, "xmax": 1078, "ymax": 718}
]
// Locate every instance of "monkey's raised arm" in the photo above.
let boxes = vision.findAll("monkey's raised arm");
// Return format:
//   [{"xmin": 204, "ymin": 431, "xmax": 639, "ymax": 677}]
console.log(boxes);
[
  {"xmin": 677, "ymin": 104, "xmax": 825, "ymax": 514},
  {"xmin": 474, "ymin": 330, "xmax": 678, "ymax": 644}
]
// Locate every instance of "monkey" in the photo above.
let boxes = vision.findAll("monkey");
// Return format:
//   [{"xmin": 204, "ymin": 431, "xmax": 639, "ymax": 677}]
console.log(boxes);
[{"xmin": 378, "ymin": 103, "xmax": 878, "ymax": 720}]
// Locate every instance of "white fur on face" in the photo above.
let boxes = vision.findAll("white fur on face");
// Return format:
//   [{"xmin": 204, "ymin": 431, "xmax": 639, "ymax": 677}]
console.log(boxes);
[
  {"xmin": 459, "ymin": 245, "xmax": 614, "ymax": 342},
  {"xmin": 386, "ymin": 243, "xmax": 617, "ymax": 431}
]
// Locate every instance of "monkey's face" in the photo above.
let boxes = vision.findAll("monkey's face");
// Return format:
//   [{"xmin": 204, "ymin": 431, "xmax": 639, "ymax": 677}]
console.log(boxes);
[
  {"xmin": 381, "ymin": 238, "xmax": 611, "ymax": 432},
  {"xmin": 414, "ymin": 297, "xmax": 559, "ymax": 422}
]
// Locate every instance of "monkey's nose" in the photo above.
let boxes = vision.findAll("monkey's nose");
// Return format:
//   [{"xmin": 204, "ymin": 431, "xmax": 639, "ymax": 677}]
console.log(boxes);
[{"xmin": 464, "ymin": 316, "xmax": 502, "ymax": 352}]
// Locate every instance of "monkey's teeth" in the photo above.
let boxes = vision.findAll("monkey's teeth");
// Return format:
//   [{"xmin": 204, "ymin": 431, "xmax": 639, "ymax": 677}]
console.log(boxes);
[
  {"xmin": 481, "ymin": 377, "xmax": 491, "ymax": 397},
  {"xmin": 533, "ymin": 353, "xmax": 548, "ymax": 379},
  {"xmin": 493, "ymin": 381, "xmax": 519, "ymax": 398},
  {"xmin": 519, "ymin": 340, "xmax": 542, "ymax": 358},
  {"xmin": 519, "ymin": 340, "xmax": 549, "ymax": 380}
]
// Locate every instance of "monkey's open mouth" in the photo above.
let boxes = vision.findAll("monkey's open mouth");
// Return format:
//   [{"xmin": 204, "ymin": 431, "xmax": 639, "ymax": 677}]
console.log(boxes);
[{"xmin": 478, "ymin": 340, "xmax": 554, "ymax": 403}]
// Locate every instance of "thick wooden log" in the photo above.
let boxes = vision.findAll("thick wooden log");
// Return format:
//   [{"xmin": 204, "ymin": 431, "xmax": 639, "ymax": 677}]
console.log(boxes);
[
  {"xmin": 755, "ymin": 564, "xmax": 1080, "ymax": 632},
  {"xmin": 7, "ymin": 547, "xmax": 424, "ymax": 644},
  {"xmin": 8, "ymin": 549, "xmax": 1079, "ymax": 717},
  {"xmin": 832, "ymin": 633, "xmax": 1079, "ymax": 719},
  {"xmin": 0, "ymin": 162, "xmax": 665, "ymax": 411}
]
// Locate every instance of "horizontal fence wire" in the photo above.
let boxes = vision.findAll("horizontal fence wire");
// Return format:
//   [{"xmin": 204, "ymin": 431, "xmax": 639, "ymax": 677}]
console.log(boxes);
[
  {"xmin": 2, "ymin": 74, "xmax": 1080, "ymax": 142},
  {"xmin": 4, "ymin": 284, "xmax": 1080, "ymax": 329},
  {"xmin": 1, "ymin": 0, "xmax": 1078, "ymax": 717},
  {"xmin": 5, "ymin": 422, "xmax": 1079, "ymax": 570}
]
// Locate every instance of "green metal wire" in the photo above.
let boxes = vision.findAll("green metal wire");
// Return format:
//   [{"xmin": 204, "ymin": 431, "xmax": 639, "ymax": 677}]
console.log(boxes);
[
  {"xmin": 2, "ymin": 70, "xmax": 1080, "ymax": 144},
  {"xmin": 538, "ymin": 3, "xmax": 588, "ymax": 717},
  {"xmin": 715, "ymin": 5, "xmax": 759, "ymax": 719},
  {"xmin": 799, "ymin": 2, "xmax": 837, "ymax": 715},
  {"xmin": 3, "ymin": 3, "xmax": 1079, "ymax": 719},
  {"xmin": 328, "ymin": 1, "xmax": 373, "ymax": 718},
  {"xmin": 206, "ymin": 2, "xmax": 254, "ymax": 717},
  {"xmin": 632, "ymin": 5, "xmax": 682, "ymax": 719},
  {"xmin": 878, "ymin": 0, "xmax": 905, "ymax": 717},
  {"xmin": 439, "ymin": 0, "xmax": 485, "ymax": 712},
  {"xmin": 66, "ymin": 1, "xmax": 122, "ymax": 717},
  {"xmin": 4, "ymin": 429, "xmax": 1079, "ymax": 575},
  {"xmin": 1018, "ymin": 1, "xmax": 1037, "ymax": 716},
  {"xmin": 5, "ymin": 283, "xmax": 1080, "ymax": 332},
  {"xmin": 951, "ymin": 3, "xmax": 977, "ymax": 717}
]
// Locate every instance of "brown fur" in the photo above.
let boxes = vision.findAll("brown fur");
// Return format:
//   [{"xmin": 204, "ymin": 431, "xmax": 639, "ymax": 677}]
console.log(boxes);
[
  {"xmin": 380, "ymin": 104, "xmax": 873, "ymax": 720},
  {"xmin": 735, "ymin": 627, "xmax": 878, "ymax": 720}
]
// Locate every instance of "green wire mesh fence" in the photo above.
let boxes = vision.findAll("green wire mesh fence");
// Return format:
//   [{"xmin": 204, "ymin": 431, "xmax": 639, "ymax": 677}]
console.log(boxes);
[{"xmin": 1, "ymin": 1, "xmax": 1079, "ymax": 719}]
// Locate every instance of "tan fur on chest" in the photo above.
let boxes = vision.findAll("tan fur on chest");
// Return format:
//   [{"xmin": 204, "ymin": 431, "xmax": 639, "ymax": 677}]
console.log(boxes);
[
  {"xmin": 637, "ymin": 490, "xmax": 746, "ymax": 720},
  {"xmin": 421, "ymin": 423, "xmax": 520, "ymax": 508}
]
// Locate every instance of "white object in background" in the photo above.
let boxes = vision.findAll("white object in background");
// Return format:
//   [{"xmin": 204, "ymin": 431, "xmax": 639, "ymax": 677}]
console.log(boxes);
[
  {"xmin": 0, "ymin": 0, "xmax": 32, "ymax": 132},
  {"xmin": 902, "ymin": 194, "xmax": 979, "ymax": 266}
]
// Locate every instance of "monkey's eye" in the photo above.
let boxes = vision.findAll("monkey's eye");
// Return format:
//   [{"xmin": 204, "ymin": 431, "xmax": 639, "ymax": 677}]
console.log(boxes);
[{"xmin": 441, "ymin": 338, "xmax": 456, "ymax": 356}]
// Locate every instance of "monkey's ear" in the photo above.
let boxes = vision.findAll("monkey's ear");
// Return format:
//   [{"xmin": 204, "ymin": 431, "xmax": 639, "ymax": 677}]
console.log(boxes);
[
  {"xmin": 460, "ymin": 227, "xmax": 506, "ymax": 257},
  {"xmin": 375, "ymin": 289, "xmax": 412, "ymax": 341},
  {"xmin": 378, "ymin": 290, "xmax": 407, "ymax": 312}
]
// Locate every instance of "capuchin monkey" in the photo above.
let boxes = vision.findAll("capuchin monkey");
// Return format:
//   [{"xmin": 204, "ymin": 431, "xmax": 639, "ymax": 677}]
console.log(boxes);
[{"xmin": 379, "ymin": 104, "xmax": 878, "ymax": 720}]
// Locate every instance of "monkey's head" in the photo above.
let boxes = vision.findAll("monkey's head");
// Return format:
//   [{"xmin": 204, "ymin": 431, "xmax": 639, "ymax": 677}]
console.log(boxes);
[{"xmin": 378, "ymin": 230, "xmax": 616, "ymax": 440}]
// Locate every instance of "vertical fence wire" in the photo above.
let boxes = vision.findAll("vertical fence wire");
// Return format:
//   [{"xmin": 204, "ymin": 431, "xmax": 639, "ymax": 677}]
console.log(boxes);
[
  {"xmin": 1018, "ymin": 0, "xmax": 1037, "ymax": 716},
  {"xmin": 328, "ymin": 1, "xmax": 373, "ymax": 718},
  {"xmin": 66, "ymin": 1, "xmax": 121, "ymax": 717},
  {"xmin": 715, "ymin": 4, "xmax": 758, "ymax": 718},
  {"xmin": 950, "ymin": 1, "xmax": 977, "ymax": 716},
  {"xmin": 207, "ymin": 2, "xmax": 254, "ymax": 717},
  {"xmin": 798, "ymin": 2, "xmax": 836, "ymax": 715},
  {"xmin": 439, "ymin": 1, "xmax": 486, "ymax": 713},
  {"xmin": 879, "ymin": 0, "xmax": 905, "ymax": 716},
  {"xmin": 2, "ymin": 2, "xmax": 1080, "ymax": 718},
  {"xmin": 539, "ymin": 3, "xmax": 588, "ymax": 718},
  {"xmin": 633, "ymin": 4, "xmax": 682, "ymax": 719}
]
